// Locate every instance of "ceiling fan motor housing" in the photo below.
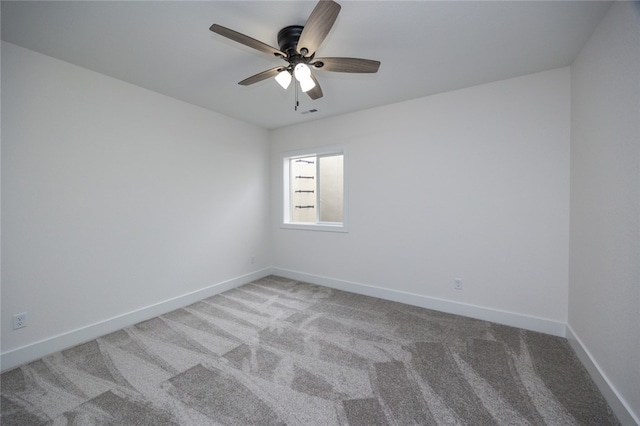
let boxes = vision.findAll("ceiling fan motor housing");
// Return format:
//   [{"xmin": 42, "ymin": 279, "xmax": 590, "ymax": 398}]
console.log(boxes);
[{"xmin": 277, "ymin": 25, "xmax": 305, "ymax": 57}]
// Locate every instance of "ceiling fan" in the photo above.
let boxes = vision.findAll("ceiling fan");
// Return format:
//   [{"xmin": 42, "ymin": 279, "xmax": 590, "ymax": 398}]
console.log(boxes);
[{"xmin": 209, "ymin": 0, "xmax": 380, "ymax": 100}]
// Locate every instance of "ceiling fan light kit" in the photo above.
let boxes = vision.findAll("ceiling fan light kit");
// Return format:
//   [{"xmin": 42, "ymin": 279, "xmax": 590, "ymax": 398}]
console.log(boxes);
[
  {"xmin": 275, "ymin": 70, "xmax": 292, "ymax": 90},
  {"xmin": 210, "ymin": 0, "xmax": 380, "ymax": 102},
  {"xmin": 298, "ymin": 78, "xmax": 316, "ymax": 94},
  {"xmin": 294, "ymin": 63, "xmax": 316, "ymax": 93}
]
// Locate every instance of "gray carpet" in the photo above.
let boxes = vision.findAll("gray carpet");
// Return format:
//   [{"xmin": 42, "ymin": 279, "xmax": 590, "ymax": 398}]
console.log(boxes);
[{"xmin": 1, "ymin": 275, "xmax": 619, "ymax": 425}]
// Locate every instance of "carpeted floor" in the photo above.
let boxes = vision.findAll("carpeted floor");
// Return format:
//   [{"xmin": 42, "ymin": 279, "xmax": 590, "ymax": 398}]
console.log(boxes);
[{"xmin": 1, "ymin": 275, "xmax": 619, "ymax": 425}]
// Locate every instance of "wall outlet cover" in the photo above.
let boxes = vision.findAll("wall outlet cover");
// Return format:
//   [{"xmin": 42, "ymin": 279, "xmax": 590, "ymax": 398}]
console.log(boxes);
[{"xmin": 13, "ymin": 313, "xmax": 27, "ymax": 329}]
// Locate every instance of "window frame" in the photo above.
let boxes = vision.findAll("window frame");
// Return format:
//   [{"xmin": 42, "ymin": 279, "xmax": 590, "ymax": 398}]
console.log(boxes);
[{"xmin": 281, "ymin": 145, "xmax": 348, "ymax": 233}]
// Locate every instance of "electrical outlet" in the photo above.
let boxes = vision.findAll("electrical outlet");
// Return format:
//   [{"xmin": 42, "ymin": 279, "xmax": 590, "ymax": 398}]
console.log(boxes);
[
  {"xmin": 13, "ymin": 312, "xmax": 27, "ymax": 329},
  {"xmin": 454, "ymin": 279, "xmax": 463, "ymax": 290}
]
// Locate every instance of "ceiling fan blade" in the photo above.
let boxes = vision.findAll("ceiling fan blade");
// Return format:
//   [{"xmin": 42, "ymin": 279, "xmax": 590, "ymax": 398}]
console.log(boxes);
[
  {"xmin": 306, "ymin": 74, "xmax": 323, "ymax": 100},
  {"xmin": 210, "ymin": 24, "xmax": 286, "ymax": 58},
  {"xmin": 238, "ymin": 67, "xmax": 285, "ymax": 86},
  {"xmin": 312, "ymin": 57, "xmax": 380, "ymax": 73},
  {"xmin": 297, "ymin": 0, "xmax": 341, "ymax": 56}
]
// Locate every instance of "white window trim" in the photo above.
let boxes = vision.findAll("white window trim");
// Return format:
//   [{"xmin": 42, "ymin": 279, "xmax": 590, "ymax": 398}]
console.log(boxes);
[{"xmin": 281, "ymin": 145, "xmax": 348, "ymax": 233}]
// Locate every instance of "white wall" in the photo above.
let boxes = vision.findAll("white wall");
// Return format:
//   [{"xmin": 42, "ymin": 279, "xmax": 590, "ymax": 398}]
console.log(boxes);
[
  {"xmin": 270, "ymin": 68, "xmax": 570, "ymax": 331},
  {"xmin": 2, "ymin": 14, "xmax": 637, "ymax": 420},
  {"xmin": 569, "ymin": 1, "xmax": 640, "ymax": 423},
  {"xmin": 1, "ymin": 42, "xmax": 271, "ymax": 365}
]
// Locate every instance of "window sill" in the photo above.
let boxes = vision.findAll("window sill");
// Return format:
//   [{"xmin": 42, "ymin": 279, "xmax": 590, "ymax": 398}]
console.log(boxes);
[{"xmin": 281, "ymin": 222, "xmax": 348, "ymax": 233}]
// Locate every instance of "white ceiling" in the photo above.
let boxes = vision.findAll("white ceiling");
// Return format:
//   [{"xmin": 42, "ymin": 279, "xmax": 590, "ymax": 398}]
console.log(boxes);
[{"xmin": 1, "ymin": 1, "xmax": 611, "ymax": 129}]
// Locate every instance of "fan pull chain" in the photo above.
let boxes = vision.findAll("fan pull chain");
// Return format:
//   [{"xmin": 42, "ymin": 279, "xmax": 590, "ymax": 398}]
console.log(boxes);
[{"xmin": 294, "ymin": 80, "xmax": 299, "ymax": 111}]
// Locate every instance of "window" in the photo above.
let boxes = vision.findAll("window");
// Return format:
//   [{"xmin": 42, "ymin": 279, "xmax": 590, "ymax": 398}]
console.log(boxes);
[{"xmin": 282, "ymin": 146, "xmax": 347, "ymax": 232}]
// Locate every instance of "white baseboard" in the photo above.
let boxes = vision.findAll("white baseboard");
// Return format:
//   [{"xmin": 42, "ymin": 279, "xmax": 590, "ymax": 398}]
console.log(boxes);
[
  {"xmin": 0, "ymin": 268, "xmax": 273, "ymax": 373},
  {"xmin": 272, "ymin": 268, "xmax": 567, "ymax": 337},
  {"xmin": 566, "ymin": 325, "xmax": 639, "ymax": 426}
]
